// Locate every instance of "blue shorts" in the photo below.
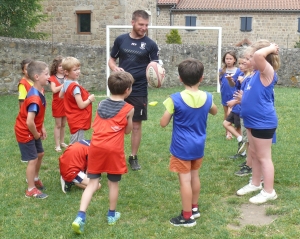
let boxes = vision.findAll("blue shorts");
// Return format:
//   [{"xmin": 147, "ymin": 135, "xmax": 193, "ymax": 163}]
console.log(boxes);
[{"xmin": 18, "ymin": 139, "xmax": 44, "ymax": 162}]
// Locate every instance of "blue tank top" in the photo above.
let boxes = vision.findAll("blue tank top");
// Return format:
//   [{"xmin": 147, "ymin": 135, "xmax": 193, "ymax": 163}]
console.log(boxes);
[
  {"xmin": 241, "ymin": 71, "xmax": 278, "ymax": 129},
  {"xmin": 170, "ymin": 92, "xmax": 212, "ymax": 160}
]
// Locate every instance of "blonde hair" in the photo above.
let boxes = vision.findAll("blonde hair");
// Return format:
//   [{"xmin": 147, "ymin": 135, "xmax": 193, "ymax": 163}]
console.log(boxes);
[
  {"xmin": 62, "ymin": 57, "xmax": 80, "ymax": 72},
  {"xmin": 251, "ymin": 40, "xmax": 280, "ymax": 71}
]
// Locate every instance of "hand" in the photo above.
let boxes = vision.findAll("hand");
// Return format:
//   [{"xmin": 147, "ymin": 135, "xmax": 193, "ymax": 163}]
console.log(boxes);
[
  {"xmin": 40, "ymin": 128, "xmax": 47, "ymax": 140},
  {"xmin": 233, "ymin": 90, "xmax": 243, "ymax": 101},
  {"xmin": 34, "ymin": 132, "xmax": 41, "ymax": 140},
  {"xmin": 270, "ymin": 43, "xmax": 279, "ymax": 54},
  {"xmin": 113, "ymin": 66, "xmax": 124, "ymax": 72},
  {"xmin": 88, "ymin": 94, "xmax": 95, "ymax": 102}
]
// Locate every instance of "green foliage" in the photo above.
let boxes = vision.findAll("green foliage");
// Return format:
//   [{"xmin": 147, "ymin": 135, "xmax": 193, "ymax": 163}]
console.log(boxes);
[
  {"xmin": 166, "ymin": 29, "xmax": 182, "ymax": 44},
  {"xmin": 294, "ymin": 38, "xmax": 300, "ymax": 48},
  {"xmin": 0, "ymin": 0, "xmax": 48, "ymax": 40}
]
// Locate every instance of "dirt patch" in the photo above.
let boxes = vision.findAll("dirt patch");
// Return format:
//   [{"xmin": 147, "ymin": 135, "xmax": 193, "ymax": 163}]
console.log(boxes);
[{"xmin": 228, "ymin": 204, "xmax": 278, "ymax": 230}]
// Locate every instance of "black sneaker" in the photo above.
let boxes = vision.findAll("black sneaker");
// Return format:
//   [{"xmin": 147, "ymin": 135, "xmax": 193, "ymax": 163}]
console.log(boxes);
[
  {"xmin": 239, "ymin": 161, "xmax": 246, "ymax": 167},
  {"xmin": 170, "ymin": 214, "xmax": 196, "ymax": 227},
  {"xmin": 229, "ymin": 153, "xmax": 246, "ymax": 160},
  {"xmin": 128, "ymin": 155, "xmax": 141, "ymax": 171},
  {"xmin": 192, "ymin": 208, "xmax": 200, "ymax": 219},
  {"xmin": 237, "ymin": 141, "xmax": 246, "ymax": 154},
  {"xmin": 235, "ymin": 165, "xmax": 252, "ymax": 177}
]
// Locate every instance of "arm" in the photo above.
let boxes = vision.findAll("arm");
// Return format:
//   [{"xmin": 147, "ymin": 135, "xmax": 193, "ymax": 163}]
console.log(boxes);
[
  {"xmin": 125, "ymin": 108, "xmax": 134, "ymax": 134},
  {"xmin": 26, "ymin": 112, "xmax": 41, "ymax": 140},
  {"xmin": 74, "ymin": 93, "xmax": 95, "ymax": 109},
  {"xmin": 50, "ymin": 81, "xmax": 63, "ymax": 94},
  {"xmin": 209, "ymin": 103, "xmax": 218, "ymax": 115},
  {"xmin": 227, "ymin": 99, "xmax": 239, "ymax": 108},
  {"xmin": 160, "ymin": 110, "xmax": 173, "ymax": 127},
  {"xmin": 59, "ymin": 85, "xmax": 65, "ymax": 98},
  {"xmin": 108, "ymin": 57, "xmax": 124, "ymax": 72},
  {"xmin": 253, "ymin": 43, "xmax": 279, "ymax": 85},
  {"xmin": 225, "ymin": 74, "xmax": 235, "ymax": 87},
  {"xmin": 40, "ymin": 123, "xmax": 47, "ymax": 140}
]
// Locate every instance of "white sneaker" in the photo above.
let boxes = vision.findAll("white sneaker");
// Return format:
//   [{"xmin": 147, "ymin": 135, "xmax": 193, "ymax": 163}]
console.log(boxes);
[
  {"xmin": 249, "ymin": 189, "xmax": 277, "ymax": 204},
  {"xmin": 236, "ymin": 182, "xmax": 262, "ymax": 196}
]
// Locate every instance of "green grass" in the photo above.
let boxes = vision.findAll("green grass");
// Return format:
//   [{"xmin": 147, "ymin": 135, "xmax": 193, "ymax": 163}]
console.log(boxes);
[{"xmin": 1, "ymin": 85, "xmax": 300, "ymax": 238}]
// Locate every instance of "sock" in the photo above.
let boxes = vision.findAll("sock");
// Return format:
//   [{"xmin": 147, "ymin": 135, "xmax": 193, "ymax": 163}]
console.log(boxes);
[
  {"xmin": 27, "ymin": 187, "xmax": 35, "ymax": 191},
  {"xmin": 34, "ymin": 177, "xmax": 39, "ymax": 181},
  {"xmin": 77, "ymin": 211, "xmax": 86, "ymax": 221},
  {"xmin": 241, "ymin": 150, "xmax": 246, "ymax": 156},
  {"xmin": 192, "ymin": 204, "xmax": 198, "ymax": 210},
  {"xmin": 182, "ymin": 211, "xmax": 192, "ymax": 220},
  {"xmin": 237, "ymin": 136, "xmax": 242, "ymax": 142},
  {"xmin": 108, "ymin": 209, "xmax": 116, "ymax": 217}
]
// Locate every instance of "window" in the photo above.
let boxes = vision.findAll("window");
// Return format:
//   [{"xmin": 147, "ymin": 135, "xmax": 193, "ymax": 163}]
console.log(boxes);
[
  {"xmin": 298, "ymin": 18, "xmax": 300, "ymax": 32},
  {"xmin": 185, "ymin": 16, "xmax": 196, "ymax": 31},
  {"xmin": 240, "ymin": 17, "xmax": 252, "ymax": 32},
  {"xmin": 76, "ymin": 10, "xmax": 92, "ymax": 34}
]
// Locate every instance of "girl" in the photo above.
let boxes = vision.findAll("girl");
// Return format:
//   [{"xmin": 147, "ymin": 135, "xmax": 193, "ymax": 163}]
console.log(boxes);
[
  {"xmin": 49, "ymin": 56, "xmax": 68, "ymax": 152},
  {"xmin": 236, "ymin": 40, "xmax": 280, "ymax": 204},
  {"xmin": 18, "ymin": 58, "xmax": 33, "ymax": 108},
  {"xmin": 219, "ymin": 51, "xmax": 241, "ymax": 139}
]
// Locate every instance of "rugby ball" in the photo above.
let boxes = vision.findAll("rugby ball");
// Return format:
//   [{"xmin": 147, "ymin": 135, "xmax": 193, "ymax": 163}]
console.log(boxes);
[{"xmin": 146, "ymin": 62, "xmax": 165, "ymax": 88}]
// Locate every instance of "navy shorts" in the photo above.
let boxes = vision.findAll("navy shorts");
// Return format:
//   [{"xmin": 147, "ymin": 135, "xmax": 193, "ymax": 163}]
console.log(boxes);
[
  {"xmin": 125, "ymin": 96, "xmax": 147, "ymax": 121},
  {"xmin": 250, "ymin": 128, "xmax": 276, "ymax": 139},
  {"xmin": 88, "ymin": 173, "xmax": 121, "ymax": 182},
  {"xmin": 225, "ymin": 111, "xmax": 241, "ymax": 128},
  {"xmin": 18, "ymin": 139, "xmax": 44, "ymax": 162}
]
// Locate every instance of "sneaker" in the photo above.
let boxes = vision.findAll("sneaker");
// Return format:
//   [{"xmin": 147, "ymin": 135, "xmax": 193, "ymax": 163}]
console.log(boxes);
[
  {"xmin": 55, "ymin": 146, "xmax": 62, "ymax": 152},
  {"xmin": 229, "ymin": 153, "xmax": 246, "ymax": 160},
  {"xmin": 25, "ymin": 187, "xmax": 48, "ymax": 199},
  {"xmin": 235, "ymin": 165, "xmax": 252, "ymax": 177},
  {"xmin": 107, "ymin": 212, "xmax": 121, "ymax": 225},
  {"xmin": 192, "ymin": 208, "xmax": 200, "ymax": 219},
  {"xmin": 249, "ymin": 189, "xmax": 277, "ymax": 204},
  {"xmin": 239, "ymin": 161, "xmax": 246, "ymax": 167},
  {"xmin": 72, "ymin": 217, "xmax": 85, "ymax": 234},
  {"xmin": 237, "ymin": 141, "xmax": 246, "ymax": 154},
  {"xmin": 170, "ymin": 214, "xmax": 196, "ymax": 227},
  {"xmin": 35, "ymin": 179, "xmax": 46, "ymax": 191},
  {"xmin": 128, "ymin": 155, "xmax": 141, "ymax": 171},
  {"xmin": 60, "ymin": 176, "xmax": 74, "ymax": 193},
  {"xmin": 236, "ymin": 182, "xmax": 262, "ymax": 196},
  {"xmin": 60, "ymin": 142, "xmax": 68, "ymax": 148}
]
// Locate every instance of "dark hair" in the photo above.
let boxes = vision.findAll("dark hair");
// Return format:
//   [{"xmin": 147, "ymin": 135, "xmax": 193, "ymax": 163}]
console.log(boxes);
[
  {"xmin": 50, "ymin": 55, "xmax": 63, "ymax": 75},
  {"xmin": 108, "ymin": 72, "xmax": 134, "ymax": 95},
  {"xmin": 219, "ymin": 51, "xmax": 237, "ymax": 77},
  {"xmin": 132, "ymin": 10, "xmax": 149, "ymax": 21},
  {"xmin": 20, "ymin": 58, "xmax": 33, "ymax": 71},
  {"xmin": 178, "ymin": 58, "xmax": 204, "ymax": 87},
  {"xmin": 27, "ymin": 61, "xmax": 48, "ymax": 81}
]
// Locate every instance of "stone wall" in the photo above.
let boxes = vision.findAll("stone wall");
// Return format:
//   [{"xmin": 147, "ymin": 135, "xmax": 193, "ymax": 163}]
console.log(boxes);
[{"xmin": 1, "ymin": 37, "xmax": 300, "ymax": 94}]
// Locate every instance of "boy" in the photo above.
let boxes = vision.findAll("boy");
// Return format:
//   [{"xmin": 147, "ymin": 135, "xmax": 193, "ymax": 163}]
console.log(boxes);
[
  {"xmin": 72, "ymin": 71, "xmax": 134, "ymax": 234},
  {"xmin": 160, "ymin": 58, "xmax": 217, "ymax": 227},
  {"xmin": 59, "ymin": 57, "xmax": 95, "ymax": 144},
  {"xmin": 59, "ymin": 139, "xmax": 101, "ymax": 193},
  {"xmin": 15, "ymin": 61, "xmax": 49, "ymax": 199}
]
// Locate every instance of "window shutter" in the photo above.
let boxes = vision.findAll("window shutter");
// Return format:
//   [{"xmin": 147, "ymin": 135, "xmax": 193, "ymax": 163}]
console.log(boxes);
[
  {"xmin": 298, "ymin": 18, "xmax": 300, "ymax": 32},
  {"xmin": 191, "ymin": 16, "xmax": 196, "ymax": 26},
  {"xmin": 246, "ymin": 17, "xmax": 252, "ymax": 31},
  {"xmin": 240, "ymin": 17, "xmax": 246, "ymax": 31},
  {"xmin": 185, "ymin": 16, "xmax": 191, "ymax": 26}
]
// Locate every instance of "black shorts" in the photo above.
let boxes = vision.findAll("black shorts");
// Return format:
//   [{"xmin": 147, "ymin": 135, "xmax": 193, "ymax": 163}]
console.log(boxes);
[
  {"xmin": 225, "ymin": 111, "xmax": 241, "ymax": 128},
  {"xmin": 18, "ymin": 139, "xmax": 44, "ymax": 162},
  {"xmin": 250, "ymin": 128, "xmax": 276, "ymax": 139},
  {"xmin": 125, "ymin": 96, "xmax": 148, "ymax": 122},
  {"xmin": 88, "ymin": 173, "xmax": 121, "ymax": 182}
]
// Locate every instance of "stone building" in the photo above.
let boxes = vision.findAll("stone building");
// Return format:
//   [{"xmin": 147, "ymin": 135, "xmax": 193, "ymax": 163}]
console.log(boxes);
[{"xmin": 36, "ymin": 0, "xmax": 300, "ymax": 48}]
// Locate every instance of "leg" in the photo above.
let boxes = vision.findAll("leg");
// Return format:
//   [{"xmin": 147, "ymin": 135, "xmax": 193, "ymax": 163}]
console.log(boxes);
[
  {"xmin": 60, "ymin": 116, "xmax": 67, "ymax": 145},
  {"xmin": 75, "ymin": 176, "xmax": 101, "ymax": 190},
  {"xmin": 178, "ymin": 172, "xmax": 192, "ymax": 213},
  {"xmin": 131, "ymin": 121, "xmax": 142, "ymax": 155},
  {"xmin": 79, "ymin": 178, "xmax": 100, "ymax": 212},
  {"xmin": 223, "ymin": 120, "xmax": 241, "ymax": 138},
  {"xmin": 54, "ymin": 117, "xmax": 62, "ymax": 148},
  {"xmin": 34, "ymin": 152, "xmax": 44, "ymax": 179},
  {"xmin": 191, "ymin": 170, "xmax": 200, "ymax": 206},
  {"xmin": 108, "ymin": 180, "xmax": 119, "ymax": 211},
  {"xmin": 26, "ymin": 158, "xmax": 38, "ymax": 189}
]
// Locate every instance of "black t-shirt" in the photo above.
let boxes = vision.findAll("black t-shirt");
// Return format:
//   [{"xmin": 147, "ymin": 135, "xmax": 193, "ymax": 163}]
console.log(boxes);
[{"xmin": 110, "ymin": 33, "xmax": 159, "ymax": 96}]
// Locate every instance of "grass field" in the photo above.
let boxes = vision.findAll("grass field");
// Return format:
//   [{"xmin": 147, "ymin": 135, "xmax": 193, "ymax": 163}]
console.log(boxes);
[{"xmin": 1, "ymin": 85, "xmax": 300, "ymax": 239}]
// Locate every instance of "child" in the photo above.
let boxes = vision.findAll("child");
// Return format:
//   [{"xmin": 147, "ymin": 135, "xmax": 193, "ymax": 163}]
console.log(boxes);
[
  {"xmin": 224, "ymin": 57, "xmax": 250, "ymax": 158},
  {"xmin": 72, "ymin": 71, "xmax": 134, "ymax": 234},
  {"xmin": 14, "ymin": 61, "xmax": 49, "ymax": 199},
  {"xmin": 18, "ymin": 58, "xmax": 33, "ymax": 108},
  {"xmin": 219, "ymin": 51, "xmax": 240, "ymax": 139},
  {"xmin": 160, "ymin": 58, "xmax": 217, "ymax": 227},
  {"xmin": 48, "ymin": 56, "xmax": 68, "ymax": 152},
  {"xmin": 59, "ymin": 57, "xmax": 95, "ymax": 144},
  {"xmin": 59, "ymin": 139, "xmax": 101, "ymax": 193},
  {"xmin": 236, "ymin": 40, "xmax": 280, "ymax": 204}
]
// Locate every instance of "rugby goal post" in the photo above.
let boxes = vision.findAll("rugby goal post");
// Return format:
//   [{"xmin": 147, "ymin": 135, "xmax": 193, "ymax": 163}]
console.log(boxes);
[{"xmin": 106, "ymin": 25, "xmax": 222, "ymax": 96}]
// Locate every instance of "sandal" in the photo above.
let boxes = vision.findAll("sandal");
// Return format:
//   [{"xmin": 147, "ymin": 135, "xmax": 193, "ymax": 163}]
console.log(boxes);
[
  {"xmin": 60, "ymin": 143, "xmax": 68, "ymax": 148},
  {"xmin": 55, "ymin": 146, "xmax": 62, "ymax": 152}
]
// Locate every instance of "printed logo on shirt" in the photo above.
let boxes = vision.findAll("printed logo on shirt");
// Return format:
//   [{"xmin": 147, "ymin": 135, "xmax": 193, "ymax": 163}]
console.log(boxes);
[
  {"xmin": 111, "ymin": 126, "xmax": 123, "ymax": 132},
  {"xmin": 131, "ymin": 43, "xmax": 137, "ymax": 46},
  {"xmin": 140, "ymin": 42, "xmax": 146, "ymax": 50},
  {"xmin": 246, "ymin": 84, "xmax": 251, "ymax": 90}
]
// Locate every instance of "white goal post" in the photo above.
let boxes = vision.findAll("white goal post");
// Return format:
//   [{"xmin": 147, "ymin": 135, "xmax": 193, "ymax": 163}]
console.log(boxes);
[{"xmin": 106, "ymin": 25, "xmax": 222, "ymax": 96}]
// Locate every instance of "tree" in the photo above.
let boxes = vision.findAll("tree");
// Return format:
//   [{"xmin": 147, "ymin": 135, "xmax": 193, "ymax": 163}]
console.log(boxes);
[
  {"xmin": 0, "ymin": 0, "xmax": 48, "ymax": 39},
  {"xmin": 166, "ymin": 29, "xmax": 182, "ymax": 44}
]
